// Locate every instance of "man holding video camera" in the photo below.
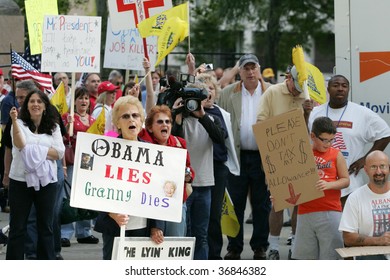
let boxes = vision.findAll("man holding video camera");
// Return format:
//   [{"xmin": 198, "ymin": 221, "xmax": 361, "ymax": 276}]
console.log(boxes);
[
  {"xmin": 218, "ymin": 54, "xmax": 272, "ymax": 260},
  {"xmin": 171, "ymin": 56, "xmax": 225, "ymax": 259}
]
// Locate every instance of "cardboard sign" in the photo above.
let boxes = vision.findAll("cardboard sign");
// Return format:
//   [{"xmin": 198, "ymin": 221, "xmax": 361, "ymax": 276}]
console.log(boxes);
[
  {"xmin": 253, "ymin": 109, "xmax": 322, "ymax": 211},
  {"xmin": 70, "ymin": 132, "xmax": 187, "ymax": 222},
  {"xmin": 336, "ymin": 246, "xmax": 390, "ymax": 258},
  {"xmin": 112, "ymin": 237, "xmax": 195, "ymax": 260},
  {"xmin": 41, "ymin": 15, "xmax": 101, "ymax": 72},
  {"xmin": 103, "ymin": 18, "xmax": 157, "ymax": 71}
]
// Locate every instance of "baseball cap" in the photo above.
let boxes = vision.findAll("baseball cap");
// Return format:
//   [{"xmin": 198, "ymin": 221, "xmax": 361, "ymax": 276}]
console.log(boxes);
[
  {"xmin": 262, "ymin": 68, "xmax": 274, "ymax": 78},
  {"xmin": 280, "ymin": 65, "xmax": 292, "ymax": 77},
  {"xmin": 0, "ymin": 69, "xmax": 3, "ymax": 76},
  {"xmin": 239, "ymin": 54, "xmax": 259, "ymax": 67},
  {"xmin": 290, "ymin": 66, "xmax": 303, "ymax": 93},
  {"xmin": 98, "ymin": 81, "xmax": 119, "ymax": 95}
]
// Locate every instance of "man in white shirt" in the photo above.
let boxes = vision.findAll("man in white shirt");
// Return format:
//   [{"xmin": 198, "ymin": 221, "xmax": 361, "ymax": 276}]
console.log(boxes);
[
  {"xmin": 339, "ymin": 150, "xmax": 390, "ymax": 260},
  {"xmin": 218, "ymin": 54, "xmax": 271, "ymax": 260}
]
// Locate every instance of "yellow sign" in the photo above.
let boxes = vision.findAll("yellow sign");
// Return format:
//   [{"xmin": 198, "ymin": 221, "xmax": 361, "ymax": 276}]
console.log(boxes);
[{"xmin": 25, "ymin": 0, "xmax": 58, "ymax": 55}]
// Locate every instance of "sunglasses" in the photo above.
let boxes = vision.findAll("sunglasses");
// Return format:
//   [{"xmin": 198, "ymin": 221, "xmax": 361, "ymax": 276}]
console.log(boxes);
[
  {"xmin": 120, "ymin": 113, "xmax": 141, "ymax": 120},
  {"xmin": 156, "ymin": 119, "xmax": 171, "ymax": 125}
]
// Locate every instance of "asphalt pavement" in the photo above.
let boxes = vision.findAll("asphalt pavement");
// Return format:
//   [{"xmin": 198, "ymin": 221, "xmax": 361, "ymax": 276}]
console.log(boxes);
[{"xmin": 0, "ymin": 206, "xmax": 292, "ymax": 260}]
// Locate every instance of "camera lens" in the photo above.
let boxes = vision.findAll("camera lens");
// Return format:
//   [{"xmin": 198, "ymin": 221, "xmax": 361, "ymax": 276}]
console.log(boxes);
[{"xmin": 186, "ymin": 99, "xmax": 199, "ymax": 112}]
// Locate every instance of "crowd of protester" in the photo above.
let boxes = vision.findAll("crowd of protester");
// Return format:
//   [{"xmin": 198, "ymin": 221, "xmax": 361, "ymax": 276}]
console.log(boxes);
[{"xmin": 1, "ymin": 51, "xmax": 390, "ymax": 261}]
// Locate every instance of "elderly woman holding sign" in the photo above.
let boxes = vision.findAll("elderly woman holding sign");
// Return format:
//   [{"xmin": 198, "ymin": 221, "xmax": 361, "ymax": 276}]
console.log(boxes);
[
  {"xmin": 94, "ymin": 95, "xmax": 156, "ymax": 260},
  {"xmin": 139, "ymin": 104, "xmax": 195, "ymax": 242}
]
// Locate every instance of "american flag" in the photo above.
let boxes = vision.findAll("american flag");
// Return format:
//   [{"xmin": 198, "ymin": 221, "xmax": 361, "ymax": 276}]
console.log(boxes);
[
  {"xmin": 332, "ymin": 132, "xmax": 347, "ymax": 150},
  {"xmin": 11, "ymin": 50, "xmax": 55, "ymax": 94},
  {"xmin": 22, "ymin": 45, "xmax": 41, "ymax": 71}
]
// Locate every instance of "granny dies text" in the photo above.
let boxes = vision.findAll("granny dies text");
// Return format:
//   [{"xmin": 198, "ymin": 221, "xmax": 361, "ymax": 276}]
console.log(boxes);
[{"xmin": 83, "ymin": 138, "xmax": 170, "ymax": 208}]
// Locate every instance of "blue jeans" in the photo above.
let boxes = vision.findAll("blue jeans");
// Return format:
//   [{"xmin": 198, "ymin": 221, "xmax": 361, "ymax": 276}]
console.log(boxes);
[
  {"xmin": 165, "ymin": 203, "xmax": 187, "ymax": 236},
  {"xmin": 227, "ymin": 151, "xmax": 271, "ymax": 253},
  {"xmin": 208, "ymin": 161, "xmax": 229, "ymax": 259},
  {"xmin": 7, "ymin": 179, "xmax": 57, "ymax": 260},
  {"xmin": 53, "ymin": 160, "xmax": 65, "ymax": 254},
  {"xmin": 24, "ymin": 205, "xmax": 37, "ymax": 259},
  {"xmin": 61, "ymin": 165, "xmax": 93, "ymax": 239},
  {"xmin": 186, "ymin": 186, "xmax": 211, "ymax": 260}
]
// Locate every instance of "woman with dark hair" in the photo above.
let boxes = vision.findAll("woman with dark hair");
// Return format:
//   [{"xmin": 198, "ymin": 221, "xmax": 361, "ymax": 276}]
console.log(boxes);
[
  {"xmin": 6, "ymin": 89, "xmax": 65, "ymax": 260},
  {"xmin": 122, "ymin": 81, "xmax": 142, "ymax": 102}
]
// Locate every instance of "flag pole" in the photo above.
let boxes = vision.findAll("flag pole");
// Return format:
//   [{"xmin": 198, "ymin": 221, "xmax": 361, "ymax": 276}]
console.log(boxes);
[
  {"xmin": 187, "ymin": 1, "xmax": 191, "ymax": 53},
  {"xmin": 136, "ymin": 0, "xmax": 150, "ymax": 60},
  {"xmin": 69, "ymin": 72, "xmax": 76, "ymax": 137},
  {"xmin": 9, "ymin": 44, "xmax": 16, "ymax": 98},
  {"xmin": 138, "ymin": 69, "xmax": 151, "ymax": 85}
]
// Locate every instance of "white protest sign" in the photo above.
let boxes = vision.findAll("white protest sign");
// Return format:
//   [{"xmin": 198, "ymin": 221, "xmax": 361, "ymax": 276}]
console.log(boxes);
[
  {"xmin": 107, "ymin": 0, "xmax": 172, "ymax": 32},
  {"xmin": 41, "ymin": 15, "xmax": 101, "ymax": 72},
  {"xmin": 71, "ymin": 132, "xmax": 187, "ymax": 222},
  {"xmin": 103, "ymin": 18, "xmax": 157, "ymax": 71},
  {"xmin": 112, "ymin": 237, "xmax": 195, "ymax": 260}
]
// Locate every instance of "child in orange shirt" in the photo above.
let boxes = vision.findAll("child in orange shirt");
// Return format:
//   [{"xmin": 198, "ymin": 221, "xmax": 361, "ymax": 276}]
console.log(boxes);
[{"xmin": 291, "ymin": 116, "xmax": 349, "ymax": 259}]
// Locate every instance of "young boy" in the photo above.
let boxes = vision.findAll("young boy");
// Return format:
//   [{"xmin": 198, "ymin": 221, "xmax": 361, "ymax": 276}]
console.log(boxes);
[{"xmin": 291, "ymin": 116, "xmax": 350, "ymax": 259}]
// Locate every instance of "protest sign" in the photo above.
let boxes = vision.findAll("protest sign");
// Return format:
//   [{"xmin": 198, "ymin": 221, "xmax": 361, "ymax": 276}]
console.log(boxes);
[
  {"xmin": 70, "ymin": 132, "xmax": 187, "ymax": 222},
  {"xmin": 41, "ymin": 15, "xmax": 101, "ymax": 73},
  {"xmin": 25, "ymin": 0, "xmax": 58, "ymax": 55},
  {"xmin": 103, "ymin": 18, "xmax": 157, "ymax": 71},
  {"xmin": 112, "ymin": 237, "xmax": 195, "ymax": 260},
  {"xmin": 253, "ymin": 109, "xmax": 323, "ymax": 211},
  {"xmin": 107, "ymin": 0, "xmax": 172, "ymax": 32}
]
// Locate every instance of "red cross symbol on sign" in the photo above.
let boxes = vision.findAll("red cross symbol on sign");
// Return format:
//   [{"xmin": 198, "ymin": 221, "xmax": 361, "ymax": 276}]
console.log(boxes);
[
  {"xmin": 115, "ymin": 0, "xmax": 166, "ymax": 59},
  {"xmin": 117, "ymin": 0, "xmax": 165, "ymax": 23}
]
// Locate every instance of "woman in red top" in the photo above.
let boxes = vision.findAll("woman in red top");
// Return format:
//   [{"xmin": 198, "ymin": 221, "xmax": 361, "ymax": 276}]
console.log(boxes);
[
  {"xmin": 61, "ymin": 86, "xmax": 99, "ymax": 246},
  {"xmin": 139, "ymin": 104, "xmax": 194, "ymax": 242}
]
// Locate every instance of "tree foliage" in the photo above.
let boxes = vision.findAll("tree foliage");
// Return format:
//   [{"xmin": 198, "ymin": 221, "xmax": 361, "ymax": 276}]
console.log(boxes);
[{"xmin": 189, "ymin": 0, "xmax": 334, "ymax": 72}]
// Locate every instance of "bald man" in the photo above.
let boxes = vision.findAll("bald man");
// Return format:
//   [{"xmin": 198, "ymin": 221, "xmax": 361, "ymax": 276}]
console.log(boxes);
[{"xmin": 339, "ymin": 150, "xmax": 390, "ymax": 260}]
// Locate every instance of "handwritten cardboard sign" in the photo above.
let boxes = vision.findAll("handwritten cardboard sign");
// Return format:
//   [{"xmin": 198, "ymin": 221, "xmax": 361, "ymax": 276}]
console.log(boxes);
[
  {"xmin": 253, "ymin": 109, "xmax": 323, "ymax": 211},
  {"xmin": 103, "ymin": 18, "xmax": 157, "ymax": 71},
  {"xmin": 112, "ymin": 237, "xmax": 195, "ymax": 260},
  {"xmin": 41, "ymin": 15, "xmax": 101, "ymax": 72},
  {"xmin": 70, "ymin": 132, "xmax": 187, "ymax": 222},
  {"xmin": 25, "ymin": 0, "xmax": 58, "ymax": 55}
]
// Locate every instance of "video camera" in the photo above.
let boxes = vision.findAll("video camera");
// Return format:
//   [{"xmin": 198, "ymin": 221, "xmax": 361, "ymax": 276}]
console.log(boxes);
[{"xmin": 157, "ymin": 73, "xmax": 208, "ymax": 113}]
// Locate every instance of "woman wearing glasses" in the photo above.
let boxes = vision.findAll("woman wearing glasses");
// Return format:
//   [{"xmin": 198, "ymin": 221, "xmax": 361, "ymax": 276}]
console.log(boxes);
[
  {"xmin": 139, "ymin": 104, "xmax": 194, "ymax": 243},
  {"xmin": 94, "ymin": 95, "xmax": 148, "ymax": 260}
]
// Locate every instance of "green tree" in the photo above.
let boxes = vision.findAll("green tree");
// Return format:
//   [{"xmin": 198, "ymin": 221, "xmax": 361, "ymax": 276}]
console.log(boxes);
[{"xmin": 190, "ymin": 0, "xmax": 334, "ymax": 72}]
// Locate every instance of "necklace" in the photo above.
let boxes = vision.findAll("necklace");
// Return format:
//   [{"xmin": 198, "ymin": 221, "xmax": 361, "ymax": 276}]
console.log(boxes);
[
  {"xmin": 326, "ymin": 103, "xmax": 348, "ymax": 127},
  {"xmin": 76, "ymin": 112, "xmax": 88, "ymax": 121}
]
